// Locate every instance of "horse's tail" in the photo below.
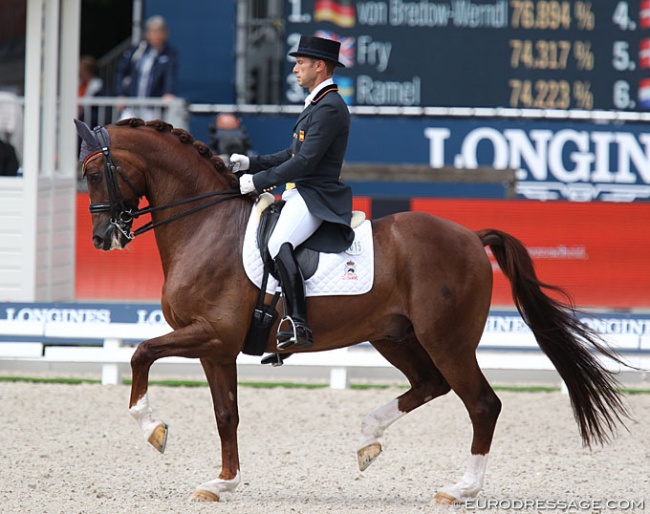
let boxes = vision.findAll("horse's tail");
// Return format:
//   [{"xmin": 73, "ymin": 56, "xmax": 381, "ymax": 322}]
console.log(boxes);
[{"xmin": 477, "ymin": 228, "xmax": 629, "ymax": 447}]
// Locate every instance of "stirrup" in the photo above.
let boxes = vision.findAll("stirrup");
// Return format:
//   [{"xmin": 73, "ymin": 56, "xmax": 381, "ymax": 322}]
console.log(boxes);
[
  {"xmin": 261, "ymin": 353, "xmax": 293, "ymax": 367},
  {"xmin": 276, "ymin": 316, "xmax": 313, "ymax": 350}
]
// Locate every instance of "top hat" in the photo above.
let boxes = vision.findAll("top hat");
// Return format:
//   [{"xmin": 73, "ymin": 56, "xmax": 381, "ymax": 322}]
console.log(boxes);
[{"xmin": 289, "ymin": 36, "xmax": 345, "ymax": 68}]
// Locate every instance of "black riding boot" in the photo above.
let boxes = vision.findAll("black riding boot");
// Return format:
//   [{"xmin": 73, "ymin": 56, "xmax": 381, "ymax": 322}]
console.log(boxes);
[{"xmin": 274, "ymin": 243, "xmax": 313, "ymax": 350}]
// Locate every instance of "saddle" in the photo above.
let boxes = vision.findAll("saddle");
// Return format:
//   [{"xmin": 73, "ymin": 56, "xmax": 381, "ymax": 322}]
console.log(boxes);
[{"xmin": 243, "ymin": 194, "xmax": 366, "ymax": 359}]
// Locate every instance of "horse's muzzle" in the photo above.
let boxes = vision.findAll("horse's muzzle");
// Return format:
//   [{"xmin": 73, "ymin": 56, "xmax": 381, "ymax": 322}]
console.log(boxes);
[{"xmin": 93, "ymin": 223, "xmax": 126, "ymax": 251}]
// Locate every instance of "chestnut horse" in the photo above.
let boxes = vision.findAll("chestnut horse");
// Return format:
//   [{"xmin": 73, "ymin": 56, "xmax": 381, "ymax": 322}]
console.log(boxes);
[{"xmin": 76, "ymin": 118, "xmax": 628, "ymax": 504}]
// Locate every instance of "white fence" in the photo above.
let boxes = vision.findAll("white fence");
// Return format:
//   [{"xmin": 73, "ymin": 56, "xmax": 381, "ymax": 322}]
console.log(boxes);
[
  {"xmin": 77, "ymin": 96, "xmax": 190, "ymax": 129},
  {"xmin": 1, "ymin": 317, "xmax": 648, "ymax": 389},
  {"xmin": 0, "ymin": 319, "xmax": 396, "ymax": 388}
]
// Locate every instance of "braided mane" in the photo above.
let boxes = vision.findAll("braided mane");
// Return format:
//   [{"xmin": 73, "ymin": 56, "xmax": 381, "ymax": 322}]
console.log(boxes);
[{"xmin": 115, "ymin": 118, "xmax": 238, "ymax": 188}]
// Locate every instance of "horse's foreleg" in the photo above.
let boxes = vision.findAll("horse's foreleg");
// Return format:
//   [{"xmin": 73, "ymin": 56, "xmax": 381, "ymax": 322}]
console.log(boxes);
[
  {"xmin": 129, "ymin": 388, "xmax": 169, "ymax": 453},
  {"xmin": 192, "ymin": 359, "xmax": 241, "ymax": 502},
  {"xmin": 129, "ymin": 321, "xmax": 218, "ymax": 453},
  {"xmin": 358, "ymin": 338, "xmax": 451, "ymax": 471}
]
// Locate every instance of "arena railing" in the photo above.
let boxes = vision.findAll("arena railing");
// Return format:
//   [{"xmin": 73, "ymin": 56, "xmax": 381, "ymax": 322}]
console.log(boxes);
[
  {"xmin": 1, "ymin": 315, "xmax": 648, "ymax": 389},
  {"xmin": 77, "ymin": 96, "xmax": 190, "ymax": 129},
  {"xmin": 189, "ymin": 103, "xmax": 650, "ymax": 123}
]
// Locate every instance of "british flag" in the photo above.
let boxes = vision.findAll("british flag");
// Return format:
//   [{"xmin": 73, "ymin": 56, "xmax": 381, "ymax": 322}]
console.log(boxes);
[{"xmin": 314, "ymin": 30, "xmax": 355, "ymax": 68}]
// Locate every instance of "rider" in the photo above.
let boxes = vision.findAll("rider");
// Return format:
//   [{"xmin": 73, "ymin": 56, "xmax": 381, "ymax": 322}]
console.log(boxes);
[{"xmin": 231, "ymin": 35, "xmax": 354, "ymax": 350}]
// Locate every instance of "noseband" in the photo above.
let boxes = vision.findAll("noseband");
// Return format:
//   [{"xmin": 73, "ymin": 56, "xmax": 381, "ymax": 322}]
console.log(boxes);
[{"xmin": 82, "ymin": 126, "xmax": 242, "ymax": 240}]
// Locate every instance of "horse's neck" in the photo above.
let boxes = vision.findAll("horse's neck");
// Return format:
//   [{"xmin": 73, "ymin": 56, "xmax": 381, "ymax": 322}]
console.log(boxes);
[
  {"xmin": 146, "ymin": 185, "xmax": 250, "ymax": 275},
  {"xmin": 127, "ymin": 136, "xmax": 249, "ymax": 275}
]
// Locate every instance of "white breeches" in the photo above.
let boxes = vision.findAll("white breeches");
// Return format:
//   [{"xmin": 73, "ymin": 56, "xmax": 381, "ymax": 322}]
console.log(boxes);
[{"xmin": 268, "ymin": 188, "xmax": 323, "ymax": 258}]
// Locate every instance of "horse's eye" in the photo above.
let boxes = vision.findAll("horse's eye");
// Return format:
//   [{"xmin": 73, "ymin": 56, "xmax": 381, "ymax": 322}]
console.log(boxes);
[{"xmin": 88, "ymin": 172, "xmax": 102, "ymax": 185}]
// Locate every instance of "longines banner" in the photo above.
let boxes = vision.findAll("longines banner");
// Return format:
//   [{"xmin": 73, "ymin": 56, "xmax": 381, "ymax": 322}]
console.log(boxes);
[
  {"xmin": 421, "ymin": 120, "xmax": 650, "ymax": 202},
  {"xmin": 0, "ymin": 302, "xmax": 167, "ymax": 325},
  {"xmin": 1, "ymin": 303, "xmax": 649, "ymax": 347},
  {"xmin": 346, "ymin": 117, "xmax": 650, "ymax": 202}
]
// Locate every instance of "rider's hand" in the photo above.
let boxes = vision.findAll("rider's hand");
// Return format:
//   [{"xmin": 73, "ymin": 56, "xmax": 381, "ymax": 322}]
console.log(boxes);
[
  {"xmin": 239, "ymin": 174, "xmax": 256, "ymax": 195},
  {"xmin": 230, "ymin": 153, "xmax": 250, "ymax": 172}
]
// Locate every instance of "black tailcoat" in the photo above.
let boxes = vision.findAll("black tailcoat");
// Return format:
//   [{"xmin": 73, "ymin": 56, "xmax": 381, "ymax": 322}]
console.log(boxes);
[{"xmin": 249, "ymin": 84, "xmax": 354, "ymax": 253}]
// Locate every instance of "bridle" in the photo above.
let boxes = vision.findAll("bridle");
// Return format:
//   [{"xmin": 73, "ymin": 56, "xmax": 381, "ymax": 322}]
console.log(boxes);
[{"xmin": 82, "ymin": 126, "xmax": 242, "ymax": 240}]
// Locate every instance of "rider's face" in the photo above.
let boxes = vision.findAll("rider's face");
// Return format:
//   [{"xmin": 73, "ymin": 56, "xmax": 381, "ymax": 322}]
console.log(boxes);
[{"xmin": 293, "ymin": 58, "xmax": 319, "ymax": 91}]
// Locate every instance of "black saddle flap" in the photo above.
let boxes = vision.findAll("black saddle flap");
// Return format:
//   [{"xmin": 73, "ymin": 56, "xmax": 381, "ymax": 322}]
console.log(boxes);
[
  {"xmin": 257, "ymin": 200, "xmax": 319, "ymax": 281},
  {"xmin": 257, "ymin": 200, "xmax": 285, "ymax": 274}
]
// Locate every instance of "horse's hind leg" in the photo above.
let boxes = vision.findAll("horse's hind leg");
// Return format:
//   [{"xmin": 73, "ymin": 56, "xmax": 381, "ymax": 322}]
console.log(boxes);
[
  {"xmin": 358, "ymin": 335, "xmax": 451, "ymax": 471},
  {"xmin": 428, "ymin": 351, "xmax": 502, "ymax": 504}
]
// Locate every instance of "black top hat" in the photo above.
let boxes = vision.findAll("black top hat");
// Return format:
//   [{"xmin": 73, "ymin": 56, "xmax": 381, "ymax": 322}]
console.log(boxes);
[{"xmin": 289, "ymin": 36, "xmax": 345, "ymax": 68}]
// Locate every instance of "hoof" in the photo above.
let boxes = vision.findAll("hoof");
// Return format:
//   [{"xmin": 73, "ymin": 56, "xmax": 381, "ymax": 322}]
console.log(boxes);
[
  {"xmin": 357, "ymin": 442, "xmax": 382, "ymax": 472},
  {"xmin": 147, "ymin": 422, "xmax": 168, "ymax": 454},
  {"xmin": 433, "ymin": 492, "xmax": 458, "ymax": 505},
  {"xmin": 191, "ymin": 489, "xmax": 220, "ymax": 502}
]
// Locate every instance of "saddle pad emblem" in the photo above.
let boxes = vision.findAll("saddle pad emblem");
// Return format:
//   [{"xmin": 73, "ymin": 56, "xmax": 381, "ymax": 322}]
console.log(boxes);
[
  {"xmin": 242, "ymin": 204, "xmax": 375, "ymax": 297},
  {"xmin": 343, "ymin": 260, "xmax": 358, "ymax": 280}
]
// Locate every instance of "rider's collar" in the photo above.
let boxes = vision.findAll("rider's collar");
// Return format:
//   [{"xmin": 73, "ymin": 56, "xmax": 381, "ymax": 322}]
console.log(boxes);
[{"xmin": 303, "ymin": 78, "xmax": 335, "ymax": 109}]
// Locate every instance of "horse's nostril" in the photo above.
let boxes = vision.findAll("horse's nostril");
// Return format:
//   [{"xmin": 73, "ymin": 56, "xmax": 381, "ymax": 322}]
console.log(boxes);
[{"xmin": 93, "ymin": 235, "xmax": 104, "ymax": 249}]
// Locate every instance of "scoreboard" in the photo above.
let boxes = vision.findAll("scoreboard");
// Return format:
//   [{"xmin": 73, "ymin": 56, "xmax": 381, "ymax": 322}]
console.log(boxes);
[{"xmin": 283, "ymin": 0, "xmax": 650, "ymax": 111}]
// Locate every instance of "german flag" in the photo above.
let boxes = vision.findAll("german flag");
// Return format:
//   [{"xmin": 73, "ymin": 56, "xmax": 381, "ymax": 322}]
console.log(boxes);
[{"xmin": 314, "ymin": 0, "xmax": 355, "ymax": 28}]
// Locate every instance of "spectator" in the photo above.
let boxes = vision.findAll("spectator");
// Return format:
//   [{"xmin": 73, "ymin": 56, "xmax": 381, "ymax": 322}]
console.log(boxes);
[
  {"xmin": 208, "ymin": 113, "xmax": 252, "ymax": 163},
  {"xmin": 78, "ymin": 55, "xmax": 107, "ymax": 127},
  {"xmin": 0, "ymin": 138, "xmax": 19, "ymax": 176},
  {"xmin": 0, "ymin": 91, "xmax": 23, "ymax": 164},
  {"xmin": 115, "ymin": 15, "xmax": 178, "ymax": 120}
]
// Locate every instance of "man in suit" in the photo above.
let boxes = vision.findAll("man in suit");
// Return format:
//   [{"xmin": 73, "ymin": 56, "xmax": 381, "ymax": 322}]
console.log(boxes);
[
  {"xmin": 115, "ymin": 15, "xmax": 178, "ymax": 119},
  {"xmin": 231, "ymin": 35, "xmax": 353, "ymax": 350}
]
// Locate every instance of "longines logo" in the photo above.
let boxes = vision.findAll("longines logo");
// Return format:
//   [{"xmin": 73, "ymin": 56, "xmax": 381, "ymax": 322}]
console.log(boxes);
[{"xmin": 425, "ymin": 126, "xmax": 650, "ymax": 201}]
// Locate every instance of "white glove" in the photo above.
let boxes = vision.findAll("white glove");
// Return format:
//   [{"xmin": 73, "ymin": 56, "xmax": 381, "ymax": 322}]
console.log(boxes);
[
  {"xmin": 239, "ymin": 174, "xmax": 256, "ymax": 194},
  {"xmin": 230, "ymin": 153, "xmax": 250, "ymax": 171}
]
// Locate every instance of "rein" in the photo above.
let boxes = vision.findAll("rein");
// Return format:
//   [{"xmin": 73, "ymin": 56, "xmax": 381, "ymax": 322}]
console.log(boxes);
[
  {"xmin": 84, "ymin": 127, "xmax": 242, "ymax": 240},
  {"xmin": 129, "ymin": 189, "xmax": 242, "ymax": 238}
]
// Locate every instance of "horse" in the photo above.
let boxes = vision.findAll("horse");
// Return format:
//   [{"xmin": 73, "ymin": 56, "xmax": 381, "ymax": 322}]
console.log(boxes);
[{"xmin": 75, "ymin": 118, "xmax": 629, "ymax": 504}]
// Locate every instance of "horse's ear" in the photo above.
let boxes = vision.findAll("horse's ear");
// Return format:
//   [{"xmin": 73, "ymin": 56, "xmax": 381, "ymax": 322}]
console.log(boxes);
[
  {"xmin": 74, "ymin": 119, "xmax": 99, "ymax": 151},
  {"xmin": 74, "ymin": 118, "xmax": 112, "ymax": 162}
]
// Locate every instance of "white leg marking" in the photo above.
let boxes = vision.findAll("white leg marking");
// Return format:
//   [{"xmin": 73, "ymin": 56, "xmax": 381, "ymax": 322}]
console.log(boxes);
[
  {"xmin": 129, "ymin": 394, "xmax": 163, "ymax": 441},
  {"xmin": 359, "ymin": 398, "xmax": 405, "ymax": 449},
  {"xmin": 196, "ymin": 470, "xmax": 241, "ymax": 496},
  {"xmin": 438, "ymin": 453, "xmax": 488, "ymax": 501}
]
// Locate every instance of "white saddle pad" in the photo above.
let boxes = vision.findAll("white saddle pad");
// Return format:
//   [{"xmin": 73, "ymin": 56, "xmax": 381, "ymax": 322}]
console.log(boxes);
[{"xmin": 242, "ymin": 203, "xmax": 374, "ymax": 296}]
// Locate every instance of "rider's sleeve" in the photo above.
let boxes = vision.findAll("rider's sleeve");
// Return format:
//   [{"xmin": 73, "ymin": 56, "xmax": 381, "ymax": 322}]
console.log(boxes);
[{"xmin": 248, "ymin": 148, "xmax": 292, "ymax": 174}]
